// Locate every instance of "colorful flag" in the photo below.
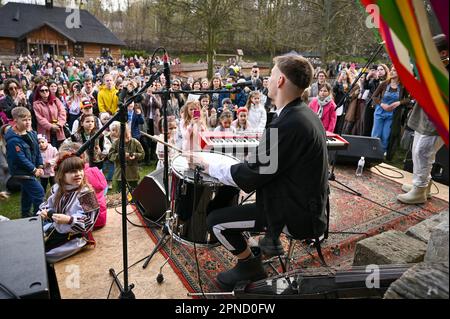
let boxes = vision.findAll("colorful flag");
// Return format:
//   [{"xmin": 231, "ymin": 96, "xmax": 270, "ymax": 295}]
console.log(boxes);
[{"xmin": 361, "ymin": 0, "xmax": 449, "ymax": 146}]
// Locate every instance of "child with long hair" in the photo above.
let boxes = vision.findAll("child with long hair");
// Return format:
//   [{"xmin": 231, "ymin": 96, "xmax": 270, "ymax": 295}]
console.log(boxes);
[
  {"xmin": 180, "ymin": 100, "xmax": 207, "ymax": 151},
  {"xmin": 199, "ymin": 94, "xmax": 217, "ymax": 129},
  {"xmin": 232, "ymin": 107, "xmax": 253, "ymax": 133},
  {"xmin": 245, "ymin": 91, "xmax": 267, "ymax": 132},
  {"xmin": 38, "ymin": 134, "xmax": 58, "ymax": 192},
  {"xmin": 108, "ymin": 126, "xmax": 144, "ymax": 190},
  {"xmin": 66, "ymin": 81, "xmax": 83, "ymax": 130},
  {"xmin": 71, "ymin": 113, "xmax": 109, "ymax": 170},
  {"xmin": 37, "ymin": 153, "xmax": 99, "ymax": 263},
  {"xmin": 214, "ymin": 110, "xmax": 236, "ymax": 133},
  {"xmin": 156, "ymin": 116, "xmax": 178, "ymax": 170},
  {"xmin": 209, "ymin": 76, "xmax": 229, "ymax": 110},
  {"xmin": 59, "ymin": 142, "xmax": 108, "ymax": 230},
  {"xmin": 308, "ymin": 83, "xmax": 337, "ymax": 132}
]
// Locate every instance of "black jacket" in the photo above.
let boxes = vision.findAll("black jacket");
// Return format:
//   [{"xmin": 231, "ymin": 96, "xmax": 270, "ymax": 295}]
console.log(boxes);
[{"xmin": 231, "ymin": 98, "xmax": 329, "ymax": 240}]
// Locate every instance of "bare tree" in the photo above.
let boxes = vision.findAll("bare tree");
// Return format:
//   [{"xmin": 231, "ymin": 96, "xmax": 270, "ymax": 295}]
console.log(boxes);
[
  {"xmin": 81, "ymin": 0, "xmax": 379, "ymax": 67},
  {"xmin": 153, "ymin": 0, "xmax": 243, "ymax": 78}
]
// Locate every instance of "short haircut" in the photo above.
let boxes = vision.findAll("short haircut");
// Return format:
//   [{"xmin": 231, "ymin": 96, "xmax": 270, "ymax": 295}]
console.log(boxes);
[
  {"xmin": 273, "ymin": 54, "xmax": 314, "ymax": 90},
  {"xmin": 11, "ymin": 107, "xmax": 31, "ymax": 120}
]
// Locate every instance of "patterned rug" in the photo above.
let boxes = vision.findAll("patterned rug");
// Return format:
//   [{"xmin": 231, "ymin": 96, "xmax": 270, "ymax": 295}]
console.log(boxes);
[{"xmin": 136, "ymin": 166, "xmax": 448, "ymax": 295}]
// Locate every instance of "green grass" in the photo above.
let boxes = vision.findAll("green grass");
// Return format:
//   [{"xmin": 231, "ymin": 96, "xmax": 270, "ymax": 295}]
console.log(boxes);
[
  {"xmin": 0, "ymin": 192, "xmax": 21, "ymax": 220},
  {"xmin": 0, "ymin": 162, "xmax": 157, "ymax": 221},
  {"xmin": 385, "ymin": 148, "xmax": 408, "ymax": 170}
]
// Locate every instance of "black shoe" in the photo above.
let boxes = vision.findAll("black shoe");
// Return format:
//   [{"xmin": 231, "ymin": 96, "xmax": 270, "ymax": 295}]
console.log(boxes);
[
  {"xmin": 259, "ymin": 235, "xmax": 284, "ymax": 257},
  {"xmin": 216, "ymin": 254, "xmax": 267, "ymax": 291}
]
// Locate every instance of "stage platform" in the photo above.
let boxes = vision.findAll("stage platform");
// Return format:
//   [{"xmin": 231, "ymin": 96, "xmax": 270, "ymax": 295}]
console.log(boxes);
[{"xmin": 54, "ymin": 163, "xmax": 448, "ymax": 299}]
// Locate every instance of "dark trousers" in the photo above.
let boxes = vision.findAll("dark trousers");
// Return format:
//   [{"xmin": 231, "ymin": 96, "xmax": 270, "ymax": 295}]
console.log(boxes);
[
  {"xmin": 207, "ymin": 203, "xmax": 266, "ymax": 255},
  {"xmin": 145, "ymin": 118, "xmax": 157, "ymax": 162},
  {"xmin": 18, "ymin": 177, "xmax": 45, "ymax": 218},
  {"xmin": 40, "ymin": 177, "xmax": 55, "ymax": 193},
  {"xmin": 363, "ymin": 105, "xmax": 375, "ymax": 137}
]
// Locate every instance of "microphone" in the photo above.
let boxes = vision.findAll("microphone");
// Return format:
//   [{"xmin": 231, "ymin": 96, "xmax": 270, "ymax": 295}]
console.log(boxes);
[
  {"xmin": 47, "ymin": 208, "xmax": 56, "ymax": 221},
  {"xmin": 163, "ymin": 53, "xmax": 171, "ymax": 89},
  {"xmin": 224, "ymin": 80, "xmax": 253, "ymax": 90}
]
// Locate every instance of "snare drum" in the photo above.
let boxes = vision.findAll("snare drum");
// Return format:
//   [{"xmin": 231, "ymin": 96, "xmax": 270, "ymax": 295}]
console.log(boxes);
[{"xmin": 171, "ymin": 152, "xmax": 240, "ymax": 247}]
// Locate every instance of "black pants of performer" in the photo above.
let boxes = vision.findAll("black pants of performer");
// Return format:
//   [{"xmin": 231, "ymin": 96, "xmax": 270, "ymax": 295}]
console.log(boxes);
[{"xmin": 207, "ymin": 203, "xmax": 266, "ymax": 256}]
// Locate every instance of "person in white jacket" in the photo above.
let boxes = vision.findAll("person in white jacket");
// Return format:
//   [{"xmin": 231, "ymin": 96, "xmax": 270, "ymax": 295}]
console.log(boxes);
[{"xmin": 245, "ymin": 91, "xmax": 267, "ymax": 132}]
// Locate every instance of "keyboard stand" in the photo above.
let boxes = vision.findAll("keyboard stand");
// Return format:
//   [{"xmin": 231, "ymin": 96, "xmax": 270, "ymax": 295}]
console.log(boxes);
[{"xmin": 328, "ymin": 150, "xmax": 361, "ymax": 197}]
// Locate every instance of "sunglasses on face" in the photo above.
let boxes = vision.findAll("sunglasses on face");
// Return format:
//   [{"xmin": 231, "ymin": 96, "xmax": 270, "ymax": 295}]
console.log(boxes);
[
  {"xmin": 40, "ymin": 89, "xmax": 49, "ymax": 93},
  {"xmin": 9, "ymin": 86, "xmax": 18, "ymax": 90}
]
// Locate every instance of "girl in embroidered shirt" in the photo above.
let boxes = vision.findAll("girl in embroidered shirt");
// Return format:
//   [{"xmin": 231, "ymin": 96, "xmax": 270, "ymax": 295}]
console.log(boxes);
[
  {"xmin": 71, "ymin": 113, "xmax": 109, "ymax": 169},
  {"xmin": 38, "ymin": 153, "xmax": 99, "ymax": 263}
]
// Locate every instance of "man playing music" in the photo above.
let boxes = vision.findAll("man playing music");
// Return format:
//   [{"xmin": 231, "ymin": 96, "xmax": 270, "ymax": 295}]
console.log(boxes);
[{"xmin": 188, "ymin": 54, "xmax": 329, "ymax": 291}]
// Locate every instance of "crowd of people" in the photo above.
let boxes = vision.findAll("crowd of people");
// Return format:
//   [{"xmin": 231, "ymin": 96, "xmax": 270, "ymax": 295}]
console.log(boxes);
[
  {"xmin": 0, "ymin": 33, "xmax": 447, "ymax": 264},
  {"xmin": 0, "ymin": 52, "xmax": 433, "ymax": 200}
]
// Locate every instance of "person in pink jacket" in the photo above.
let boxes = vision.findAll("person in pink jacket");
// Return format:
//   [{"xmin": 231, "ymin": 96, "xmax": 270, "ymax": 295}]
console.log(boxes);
[
  {"xmin": 38, "ymin": 134, "xmax": 58, "ymax": 192},
  {"xmin": 33, "ymin": 83, "xmax": 67, "ymax": 148},
  {"xmin": 59, "ymin": 142, "xmax": 108, "ymax": 230},
  {"xmin": 308, "ymin": 83, "xmax": 337, "ymax": 133}
]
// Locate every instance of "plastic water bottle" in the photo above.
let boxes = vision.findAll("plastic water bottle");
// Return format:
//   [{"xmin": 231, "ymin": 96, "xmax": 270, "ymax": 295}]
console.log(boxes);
[{"xmin": 356, "ymin": 157, "xmax": 365, "ymax": 177}]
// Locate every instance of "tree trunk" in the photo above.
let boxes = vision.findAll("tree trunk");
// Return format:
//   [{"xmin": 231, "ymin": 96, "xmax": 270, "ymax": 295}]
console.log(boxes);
[{"xmin": 207, "ymin": 23, "xmax": 215, "ymax": 79}]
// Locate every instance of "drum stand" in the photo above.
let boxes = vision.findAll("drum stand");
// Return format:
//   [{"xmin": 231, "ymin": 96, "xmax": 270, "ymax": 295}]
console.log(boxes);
[
  {"xmin": 142, "ymin": 210, "xmax": 173, "ymax": 270},
  {"xmin": 141, "ymin": 50, "xmax": 175, "ymax": 276},
  {"xmin": 142, "ymin": 166, "xmax": 205, "ymax": 286},
  {"xmin": 142, "ymin": 209, "xmax": 177, "ymax": 284}
]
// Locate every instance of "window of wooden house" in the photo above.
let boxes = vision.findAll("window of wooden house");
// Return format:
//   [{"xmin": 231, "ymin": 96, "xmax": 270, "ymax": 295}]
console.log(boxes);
[{"xmin": 74, "ymin": 44, "xmax": 84, "ymax": 57}]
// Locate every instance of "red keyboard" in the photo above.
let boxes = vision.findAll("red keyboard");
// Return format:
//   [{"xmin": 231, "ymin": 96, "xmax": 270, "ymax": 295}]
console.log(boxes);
[{"xmin": 326, "ymin": 132, "xmax": 350, "ymax": 151}]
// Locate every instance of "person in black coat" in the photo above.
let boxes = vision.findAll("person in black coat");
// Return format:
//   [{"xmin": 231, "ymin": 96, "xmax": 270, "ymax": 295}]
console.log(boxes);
[{"xmin": 188, "ymin": 54, "xmax": 329, "ymax": 291}]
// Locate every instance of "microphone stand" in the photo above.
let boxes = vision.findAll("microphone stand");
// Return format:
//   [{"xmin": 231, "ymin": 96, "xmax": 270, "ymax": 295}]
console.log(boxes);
[
  {"xmin": 328, "ymin": 42, "xmax": 385, "ymax": 197},
  {"xmin": 75, "ymin": 72, "xmax": 162, "ymax": 299},
  {"xmin": 141, "ymin": 57, "xmax": 244, "ymax": 270},
  {"xmin": 142, "ymin": 52, "xmax": 172, "ymax": 270},
  {"xmin": 335, "ymin": 42, "xmax": 385, "ymax": 114}
]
